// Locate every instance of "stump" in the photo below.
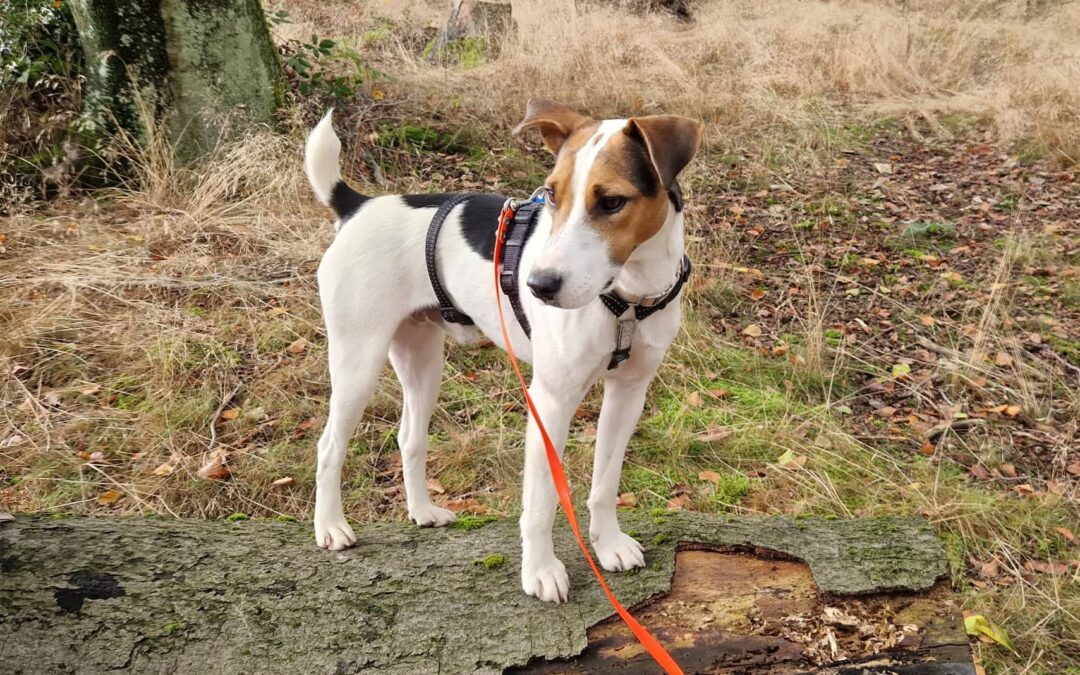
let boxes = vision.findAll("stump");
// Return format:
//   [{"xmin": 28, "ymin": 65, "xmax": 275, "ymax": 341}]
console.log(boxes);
[{"xmin": 0, "ymin": 512, "xmax": 972, "ymax": 674}]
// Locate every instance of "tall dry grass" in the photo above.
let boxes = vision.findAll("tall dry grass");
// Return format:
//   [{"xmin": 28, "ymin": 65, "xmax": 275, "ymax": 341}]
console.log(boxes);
[{"xmin": 289, "ymin": 0, "xmax": 1080, "ymax": 164}]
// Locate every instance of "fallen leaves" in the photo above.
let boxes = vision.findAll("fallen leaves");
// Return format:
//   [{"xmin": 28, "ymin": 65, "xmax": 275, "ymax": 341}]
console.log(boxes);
[
  {"xmin": 697, "ymin": 470, "xmax": 723, "ymax": 484},
  {"xmin": 964, "ymin": 614, "xmax": 1016, "ymax": 653},
  {"xmin": 616, "ymin": 492, "xmax": 637, "ymax": 508},
  {"xmin": 777, "ymin": 448, "xmax": 808, "ymax": 468},
  {"xmin": 95, "ymin": 490, "xmax": 122, "ymax": 506},
  {"xmin": 742, "ymin": 323, "xmax": 763, "ymax": 337},
  {"xmin": 285, "ymin": 337, "xmax": 308, "ymax": 355},
  {"xmin": 1055, "ymin": 526, "xmax": 1077, "ymax": 544},
  {"xmin": 198, "ymin": 450, "xmax": 231, "ymax": 480},
  {"xmin": 272, "ymin": 476, "xmax": 296, "ymax": 488}
]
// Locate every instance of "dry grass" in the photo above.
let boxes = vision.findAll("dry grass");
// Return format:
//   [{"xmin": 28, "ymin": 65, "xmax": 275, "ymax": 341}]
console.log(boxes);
[{"xmin": 284, "ymin": 0, "xmax": 1080, "ymax": 166}]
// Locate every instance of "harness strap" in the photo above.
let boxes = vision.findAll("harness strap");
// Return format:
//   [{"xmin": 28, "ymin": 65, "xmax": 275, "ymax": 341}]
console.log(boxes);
[
  {"xmin": 600, "ymin": 255, "xmax": 692, "ymax": 369},
  {"xmin": 499, "ymin": 201, "xmax": 542, "ymax": 338},
  {"xmin": 425, "ymin": 193, "xmax": 475, "ymax": 325}
]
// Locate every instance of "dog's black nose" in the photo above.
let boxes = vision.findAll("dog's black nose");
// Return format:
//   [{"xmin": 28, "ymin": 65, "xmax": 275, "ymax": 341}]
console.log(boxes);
[{"xmin": 527, "ymin": 270, "xmax": 563, "ymax": 303}]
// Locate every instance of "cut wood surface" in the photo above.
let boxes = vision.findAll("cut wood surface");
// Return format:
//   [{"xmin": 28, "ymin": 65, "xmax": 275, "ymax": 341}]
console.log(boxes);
[{"xmin": 0, "ymin": 512, "xmax": 953, "ymax": 674}]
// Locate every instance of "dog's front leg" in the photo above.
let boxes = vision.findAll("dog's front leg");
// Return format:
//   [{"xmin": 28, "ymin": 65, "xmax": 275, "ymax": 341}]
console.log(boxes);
[
  {"xmin": 587, "ymin": 375, "xmax": 654, "ymax": 572},
  {"xmin": 520, "ymin": 376, "xmax": 585, "ymax": 604}
]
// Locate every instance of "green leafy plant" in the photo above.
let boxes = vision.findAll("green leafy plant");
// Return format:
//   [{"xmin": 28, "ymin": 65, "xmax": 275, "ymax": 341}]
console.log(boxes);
[{"xmin": 268, "ymin": 9, "xmax": 372, "ymax": 102}]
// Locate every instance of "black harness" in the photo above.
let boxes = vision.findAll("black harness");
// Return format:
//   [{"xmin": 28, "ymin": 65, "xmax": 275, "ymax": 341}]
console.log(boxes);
[{"xmin": 424, "ymin": 193, "xmax": 691, "ymax": 369}]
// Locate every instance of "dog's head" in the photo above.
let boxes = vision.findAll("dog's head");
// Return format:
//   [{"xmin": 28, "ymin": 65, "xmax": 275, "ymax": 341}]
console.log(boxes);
[{"xmin": 513, "ymin": 99, "xmax": 702, "ymax": 309}]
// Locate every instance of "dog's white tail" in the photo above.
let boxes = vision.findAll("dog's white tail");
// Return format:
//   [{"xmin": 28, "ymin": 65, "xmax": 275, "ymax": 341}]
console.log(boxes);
[{"xmin": 305, "ymin": 110, "xmax": 367, "ymax": 223}]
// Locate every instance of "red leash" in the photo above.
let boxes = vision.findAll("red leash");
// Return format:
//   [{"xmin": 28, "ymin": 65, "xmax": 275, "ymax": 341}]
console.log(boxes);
[{"xmin": 493, "ymin": 204, "xmax": 684, "ymax": 675}]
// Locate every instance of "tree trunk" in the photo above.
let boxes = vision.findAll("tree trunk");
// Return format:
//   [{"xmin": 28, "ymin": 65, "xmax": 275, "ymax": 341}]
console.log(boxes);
[
  {"xmin": 68, "ymin": 0, "xmax": 285, "ymax": 161},
  {"xmin": 0, "ymin": 512, "xmax": 966, "ymax": 674}
]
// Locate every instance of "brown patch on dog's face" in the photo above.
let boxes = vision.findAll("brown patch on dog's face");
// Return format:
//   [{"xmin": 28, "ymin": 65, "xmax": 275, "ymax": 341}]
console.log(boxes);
[
  {"xmin": 582, "ymin": 131, "xmax": 670, "ymax": 263},
  {"xmin": 543, "ymin": 126, "xmax": 668, "ymax": 263}
]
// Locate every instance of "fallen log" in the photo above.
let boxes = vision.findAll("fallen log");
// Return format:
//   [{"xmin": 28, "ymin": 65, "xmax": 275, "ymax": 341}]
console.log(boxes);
[{"xmin": 0, "ymin": 512, "xmax": 965, "ymax": 674}]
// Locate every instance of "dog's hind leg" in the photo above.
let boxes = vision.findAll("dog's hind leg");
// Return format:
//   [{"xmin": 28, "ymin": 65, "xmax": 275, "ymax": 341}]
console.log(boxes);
[
  {"xmin": 389, "ymin": 318, "xmax": 456, "ymax": 527},
  {"xmin": 313, "ymin": 325, "xmax": 394, "ymax": 551}
]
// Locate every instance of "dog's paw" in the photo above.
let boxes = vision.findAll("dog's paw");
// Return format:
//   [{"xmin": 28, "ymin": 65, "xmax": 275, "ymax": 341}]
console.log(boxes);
[
  {"xmin": 592, "ymin": 530, "xmax": 645, "ymax": 572},
  {"xmin": 409, "ymin": 502, "xmax": 457, "ymax": 528},
  {"xmin": 522, "ymin": 556, "xmax": 570, "ymax": 603},
  {"xmin": 314, "ymin": 515, "xmax": 356, "ymax": 551}
]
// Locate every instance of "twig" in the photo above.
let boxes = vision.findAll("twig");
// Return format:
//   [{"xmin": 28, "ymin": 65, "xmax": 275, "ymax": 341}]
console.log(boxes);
[
  {"xmin": 208, "ymin": 384, "xmax": 242, "ymax": 452},
  {"xmin": 924, "ymin": 417, "xmax": 986, "ymax": 441},
  {"xmin": 361, "ymin": 148, "xmax": 389, "ymax": 188},
  {"xmin": 1033, "ymin": 344, "xmax": 1080, "ymax": 383}
]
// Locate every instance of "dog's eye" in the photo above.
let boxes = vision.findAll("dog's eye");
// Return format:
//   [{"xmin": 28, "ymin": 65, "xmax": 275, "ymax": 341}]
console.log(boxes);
[
  {"xmin": 545, "ymin": 186, "xmax": 556, "ymax": 208},
  {"xmin": 599, "ymin": 195, "xmax": 627, "ymax": 213}
]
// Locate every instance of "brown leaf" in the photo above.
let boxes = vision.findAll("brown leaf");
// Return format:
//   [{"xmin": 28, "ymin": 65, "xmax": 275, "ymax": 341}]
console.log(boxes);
[
  {"xmin": 79, "ymin": 383, "xmax": 102, "ymax": 395},
  {"xmin": 96, "ymin": 490, "xmax": 122, "ymax": 506},
  {"xmin": 750, "ymin": 288, "xmax": 766, "ymax": 301},
  {"xmin": 426, "ymin": 478, "xmax": 446, "ymax": 494},
  {"xmin": 875, "ymin": 406, "xmax": 898, "ymax": 418},
  {"xmin": 1014, "ymin": 484, "xmax": 1036, "ymax": 497},
  {"xmin": 994, "ymin": 351, "xmax": 1013, "ymax": 367},
  {"xmin": 999, "ymin": 463, "xmax": 1018, "ymax": 478},
  {"xmin": 979, "ymin": 560, "xmax": 1000, "ymax": 579},
  {"xmin": 667, "ymin": 494, "xmax": 690, "ymax": 510},
  {"xmin": 707, "ymin": 389, "xmax": 729, "ymax": 400},
  {"xmin": 742, "ymin": 323, "xmax": 763, "ymax": 337},
  {"xmin": 698, "ymin": 470, "xmax": 722, "ymax": 484},
  {"xmin": 969, "ymin": 464, "xmax": 992, "ymax": 480},
  {"xmin": 918, "ymin": 439, "xmax": 935, "ymax": 456},
  {"xmin": 198, "ymin": 452, "xmax": 231, "ymax": 480},
  {"xmin": 1054, "ymin": 527, "xmax": 1076, "ymax": 544},
  {"xmin": 687, "ymin": 392, "xmax": 704, "ymax": 408},
  {"xmin": 294, "ymin": 416, "xmax": 318, "ymax": 435},
  {"xmin": 1066, "ymin": 461, "xmax": 1080, "ymax": 477},
  {"xmin": 616, "ymin": 492, "xmax": 638, "ymax": 508},
  {"xmin": 152, "ymin": 458, "xmax": 178, "ymax": 476},
  {"xmin": 272, "ymin": 476, "xmax": 296, "ymax": 487},
  {"xmin": 444, "ymin": 498, "xmax": 489, "ymax": 514},
  {"xmin": 285, "ymin": 337, "xmax": 308, "ymax": 354},
  {"xmin": 1004, "ymin": 405, "xmax": 1022, "ymax": 417},
  {"xmin": 697, "ymin": 425, "xmax": 731, "ymax": 443},
  {"xmin": 920, "ymin": 315, "xmax": 936, "ymax": 327},
  {"xmin": 1024, "ymin": 560, "xmax": 1071, "ymax": 575},
  {"xmin": 219, "ymin": 408, "xmax": 240, "ymax": 421}
]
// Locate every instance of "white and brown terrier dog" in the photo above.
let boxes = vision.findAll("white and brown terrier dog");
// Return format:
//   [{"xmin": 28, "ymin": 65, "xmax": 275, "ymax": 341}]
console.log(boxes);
[{"xmin": 305, "ymin": 99, "xmax": 702, "ymax": 603}]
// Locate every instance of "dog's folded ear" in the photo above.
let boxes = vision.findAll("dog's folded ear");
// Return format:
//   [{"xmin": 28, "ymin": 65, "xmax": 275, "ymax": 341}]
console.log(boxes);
[
  {"xmin": 624, "ymin": 115, "xmax": 704, "ymax": 189},
  {"xmin": 512, "ymin": 99, "xmax": 593, "ymax": 154}
]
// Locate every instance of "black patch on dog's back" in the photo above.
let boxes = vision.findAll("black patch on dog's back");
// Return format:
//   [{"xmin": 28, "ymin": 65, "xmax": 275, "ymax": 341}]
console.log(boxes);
[
  {"xmin": 460, "ymin": 194, "xmax": 507, "ymax": 261},
  {"xmin": 402, "ymin": 193, "xmax": 457, "ymax": 209},
  {"xmin": 402, "ymin": 192, "xmax": 507, "ymax": 261},
  {"xmin": 330, "ymin": 181, "xmax": 369, "ymax": 220}
]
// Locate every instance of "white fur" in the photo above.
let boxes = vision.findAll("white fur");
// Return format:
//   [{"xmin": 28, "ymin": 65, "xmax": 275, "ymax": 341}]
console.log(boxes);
[
  {"xmin": 304, "ymin": 111, "xmax": 343, "ymax": 220},
  {"xmin": 534, "ymin": 120, "xmax": 627, "ymax": 308},
  {"xmin": 307, "ymin": 113, "xmax": 686, "ymax": 604}
]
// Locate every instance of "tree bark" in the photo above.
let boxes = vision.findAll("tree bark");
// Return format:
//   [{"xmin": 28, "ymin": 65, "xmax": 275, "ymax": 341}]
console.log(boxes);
[
  {"xmin": 68, "ymin": 0, "xmax": 285, "ymax": 161},
  {"xmin": 0, "ymin": 512, "xmax": 950, "ymax": 674}
]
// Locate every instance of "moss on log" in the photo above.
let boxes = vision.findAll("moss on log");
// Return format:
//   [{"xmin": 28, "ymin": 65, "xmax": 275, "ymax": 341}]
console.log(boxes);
[
  {"xmin": 68, "ymin": 0, "xmax": 284, "ymax": 159},
  {"xmin": 0, "ymin": 512, "xmax": 947, "ymax": 674}
]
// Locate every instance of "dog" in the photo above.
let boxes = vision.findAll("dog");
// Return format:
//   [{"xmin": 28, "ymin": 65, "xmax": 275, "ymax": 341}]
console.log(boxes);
[{"xmin": 304, "ymin": 99, "xmax": 702, "ymax": 603}]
